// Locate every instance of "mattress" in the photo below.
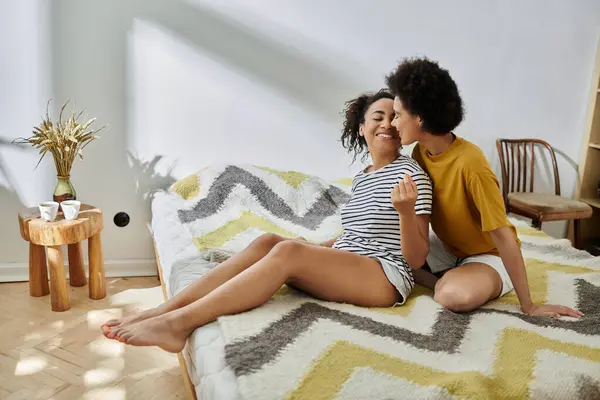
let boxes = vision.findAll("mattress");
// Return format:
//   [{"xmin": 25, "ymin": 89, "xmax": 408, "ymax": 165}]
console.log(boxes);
[{"xmin": 151, "ymin": 190, "xmax": 241, "ymax": 400}]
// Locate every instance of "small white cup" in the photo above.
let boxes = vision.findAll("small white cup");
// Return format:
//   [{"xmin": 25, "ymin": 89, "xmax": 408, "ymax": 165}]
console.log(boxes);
[
  {"xmin": 61, "ymin": 200, "xmax": 81, "ymax": 221},
  {"xmin": 39, "ymin": 201, "xmax": 59, "ymax": 222}
]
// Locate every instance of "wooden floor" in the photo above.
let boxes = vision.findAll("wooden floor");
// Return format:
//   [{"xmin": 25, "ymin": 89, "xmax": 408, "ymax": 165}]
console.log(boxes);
[{"xmin": 0, "ymin": 277, "xmax": 187, "ymax": 399}]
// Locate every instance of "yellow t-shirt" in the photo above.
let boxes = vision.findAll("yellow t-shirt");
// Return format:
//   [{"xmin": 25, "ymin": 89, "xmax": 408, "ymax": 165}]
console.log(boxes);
[{"xmin": 412, "ymin": 136, "xmax": 519, "ymax": 258}]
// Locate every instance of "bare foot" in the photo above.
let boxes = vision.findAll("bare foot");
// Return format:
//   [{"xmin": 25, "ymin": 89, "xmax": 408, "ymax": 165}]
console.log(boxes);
[
  {"xmin": 106, "ymin": 313, "xmax": 191, "ymax": 353},
  {"xmin": 101, "ymin": 306, "xmax": 164, "ymax": 337}
]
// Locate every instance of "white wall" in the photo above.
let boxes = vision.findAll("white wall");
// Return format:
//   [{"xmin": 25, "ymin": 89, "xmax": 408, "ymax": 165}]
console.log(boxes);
[
  {"xmin": 0, "ymin": 0, "xmax": 53, "ymax": 269},
  {"xmin": 1, "ymin": 0, "xmax": 599, "ymax": 279}
]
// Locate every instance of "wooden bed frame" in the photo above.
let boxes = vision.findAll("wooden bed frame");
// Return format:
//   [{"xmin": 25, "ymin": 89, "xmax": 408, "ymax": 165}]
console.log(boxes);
[{"xmin": 152, "ymin": 236, "xmax": 198, "ymax": 400}]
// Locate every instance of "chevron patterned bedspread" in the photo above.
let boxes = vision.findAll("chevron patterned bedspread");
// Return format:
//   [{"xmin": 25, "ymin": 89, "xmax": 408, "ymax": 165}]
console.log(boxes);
[{"xmin": 168, "ymin": 164, "xmax": 600, "ymax": 400}]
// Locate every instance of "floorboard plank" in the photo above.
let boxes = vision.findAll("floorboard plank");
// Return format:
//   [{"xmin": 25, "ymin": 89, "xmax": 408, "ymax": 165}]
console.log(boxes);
[{"xmin": 0, "ymin": 277, "xmax": 186, "ymax": 399}]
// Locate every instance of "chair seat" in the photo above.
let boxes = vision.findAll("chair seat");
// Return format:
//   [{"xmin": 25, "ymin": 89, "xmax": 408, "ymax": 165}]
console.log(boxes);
[{"xmin": 508, "ymin": 192, "xmax": 593, "ymax": 221}]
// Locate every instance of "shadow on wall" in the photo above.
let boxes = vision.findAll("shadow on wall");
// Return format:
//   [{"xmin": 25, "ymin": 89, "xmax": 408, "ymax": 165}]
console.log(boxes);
[
  {"xmin": 552, "ymin": 147, "xmax": 580, "ymax": 186},
  {"xmin": 0, "ymin": 138, "xmax": 28, "ymax": 264},
  {"xmin": 127, "ymin": 152, "xmax": 177, "ymax": 206},
  {"xmin": 50, "ymin": 0, "xmax": 360, "ymax": 260},
  {"xmin": 137, "ymin": 0, "xmax": 363, "ymax": 121}
]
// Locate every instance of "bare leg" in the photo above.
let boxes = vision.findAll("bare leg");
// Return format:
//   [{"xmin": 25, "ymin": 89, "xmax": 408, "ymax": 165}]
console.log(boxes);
[
  {"xmin": 108, "ymin": 241, "xmax": 400, "ymax": 353},
  {"xmin": 103, "ymin": 233, "xmax": 288, "ymax": 331},
  {"xmin": 433, "ymin": 262, "xmax": 502, "ymax": 312}
]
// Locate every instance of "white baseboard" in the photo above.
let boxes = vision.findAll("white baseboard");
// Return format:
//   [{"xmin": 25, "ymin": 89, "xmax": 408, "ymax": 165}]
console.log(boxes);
[{"xmin": 0, "ymin": 259, "xmax": 158, "ymax": 283}]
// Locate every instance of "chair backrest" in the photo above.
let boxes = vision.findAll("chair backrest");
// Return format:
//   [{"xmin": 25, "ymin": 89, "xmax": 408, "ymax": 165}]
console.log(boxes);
[{"xmin": 495, "ymin": 139, "xmax": 560, "ymax": 203}]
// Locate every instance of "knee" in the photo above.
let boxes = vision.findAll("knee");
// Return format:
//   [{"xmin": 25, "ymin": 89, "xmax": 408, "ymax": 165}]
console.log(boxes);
[
  {"xmin": 433, "ymin": 280, "xmax": 479, "ymax": 313},
  {"xmin": 269, "ymin": 240, "xmax": 305, "ymax": 259},
  {"xmin": 268, "ymin": 241, "xmax": 306, "ymax": 274},
  {"xmin": 252, "ymin": 233, "xmax": 284, "ymax": 250}
]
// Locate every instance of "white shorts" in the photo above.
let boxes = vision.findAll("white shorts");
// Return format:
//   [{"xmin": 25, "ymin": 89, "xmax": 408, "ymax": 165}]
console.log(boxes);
[
  {"xmin": 426, "ymin": 232, "xmax": 514, "ymax": 297},
  {"xmin": 377, "ymin": 257, "xmax": 412, "ymax": 306}
]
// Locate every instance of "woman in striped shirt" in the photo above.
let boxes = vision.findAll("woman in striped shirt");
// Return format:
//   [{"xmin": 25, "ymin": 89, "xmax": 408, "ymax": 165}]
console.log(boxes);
[{"xmin": 102, "ymin": 90, "xmax": 433, "ymax": 354}]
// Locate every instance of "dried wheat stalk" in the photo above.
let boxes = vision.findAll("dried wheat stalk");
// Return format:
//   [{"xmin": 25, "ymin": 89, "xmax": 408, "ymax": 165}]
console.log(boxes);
[{"xmin": 13, "ymin": 100, "xmax": 103, "ymax": 177}]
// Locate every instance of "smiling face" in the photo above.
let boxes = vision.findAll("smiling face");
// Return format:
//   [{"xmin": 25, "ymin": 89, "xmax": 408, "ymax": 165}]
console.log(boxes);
[
  {"xmin": 360, "ymin": 98, "xmax": 401, "ymax": 158},
  {"xmin": 392, "ymin": 97, "xmax": 425, "ymax": 146}
]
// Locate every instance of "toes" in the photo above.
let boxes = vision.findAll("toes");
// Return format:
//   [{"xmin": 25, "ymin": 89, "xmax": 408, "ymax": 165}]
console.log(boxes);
[
  {"xmin": 119, "ymin": 332, "xmax": 133, "ymax": 343},
  {"xmin": 108, "ymin": 327, "xmax": 123, "ymax": 339}
]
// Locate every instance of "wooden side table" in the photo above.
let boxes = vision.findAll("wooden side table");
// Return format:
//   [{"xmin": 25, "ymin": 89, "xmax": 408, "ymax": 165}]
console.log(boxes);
[{"xmin": 18, "ymin": 204, "xmax": 106, "ymax": 312}]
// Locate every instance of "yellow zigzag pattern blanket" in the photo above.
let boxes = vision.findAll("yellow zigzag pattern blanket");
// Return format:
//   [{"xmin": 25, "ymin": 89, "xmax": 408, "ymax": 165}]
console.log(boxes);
[{"xmin": 170, "ymin": 164, "xmax": 600, "ymax": 400}]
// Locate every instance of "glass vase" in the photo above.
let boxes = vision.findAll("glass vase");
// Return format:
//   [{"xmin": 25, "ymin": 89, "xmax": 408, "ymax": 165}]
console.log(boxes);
[{"xmin": 53, "ymin": 175, "xmax": 77, "ymax": 203}]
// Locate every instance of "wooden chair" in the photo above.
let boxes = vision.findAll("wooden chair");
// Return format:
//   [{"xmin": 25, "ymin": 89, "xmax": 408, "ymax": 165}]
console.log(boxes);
[{"xmin": 496, "ymin": 139, "xmax": 593, "ymax": 248}]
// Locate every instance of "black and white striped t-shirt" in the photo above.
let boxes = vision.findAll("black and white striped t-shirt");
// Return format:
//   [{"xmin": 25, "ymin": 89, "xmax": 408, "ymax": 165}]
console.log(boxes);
[{"xmin": 333, "ymin": 155, "xmax": 433, "ymax": 286}]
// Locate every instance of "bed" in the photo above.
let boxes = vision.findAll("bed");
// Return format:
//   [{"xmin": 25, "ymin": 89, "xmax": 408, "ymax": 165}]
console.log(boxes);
[{"xmin": 150, "ymin": 163, "xmax": 600, "ymax": 400}]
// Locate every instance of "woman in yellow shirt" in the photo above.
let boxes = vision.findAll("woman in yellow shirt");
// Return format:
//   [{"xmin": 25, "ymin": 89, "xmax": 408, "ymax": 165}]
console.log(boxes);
[{"xmin": 385, "ymin": 57, "xmax": 582, "ymax": 318}]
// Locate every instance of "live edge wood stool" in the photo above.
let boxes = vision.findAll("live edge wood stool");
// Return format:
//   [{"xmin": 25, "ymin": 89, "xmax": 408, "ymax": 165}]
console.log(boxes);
[{"xmin": 18, "ymin": 204, "xmax": 106, "ymax": 312}]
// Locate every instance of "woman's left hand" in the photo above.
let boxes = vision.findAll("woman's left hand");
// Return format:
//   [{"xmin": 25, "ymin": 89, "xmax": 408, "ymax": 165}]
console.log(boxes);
[
  {"xmin": 522, "ymin": 303, "xmax": 584, "ymax": 318},
  {"xmin": 392, "ymin": 174, "xmax": 417, "ymax": 215}
]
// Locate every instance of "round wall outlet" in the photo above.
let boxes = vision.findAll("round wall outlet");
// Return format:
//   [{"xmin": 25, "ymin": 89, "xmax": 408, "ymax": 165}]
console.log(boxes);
[{"xmin": 113, "ymin": 212, "xmax": 130, "ymax": 227}]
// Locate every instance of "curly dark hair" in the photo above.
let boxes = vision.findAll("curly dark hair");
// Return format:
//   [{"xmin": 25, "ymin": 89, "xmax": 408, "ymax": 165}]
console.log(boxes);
[
  {"xmin": 385, "ymin": 57, "xmax": 464, "ymax": 135},
  {"xmin": 341, "ymin": 89, "xmax": 394, "ymax": 163}
]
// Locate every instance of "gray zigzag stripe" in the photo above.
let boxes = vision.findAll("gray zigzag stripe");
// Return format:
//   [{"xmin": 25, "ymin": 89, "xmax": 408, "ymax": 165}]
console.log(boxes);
[
  {"xmin": 521, "ymin": 242, "xmax": 600, "ymax": 263},
  {"xmin": 178, "ymin": 165, "xmax": 350, "ymax": 228},
  {"xmin": 577, "ymin": 375, "xmax": 600, "ymax": 400},
  {"xmin": 224, "ymin": 279, "xmax": 600, "ymax": 376}
]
